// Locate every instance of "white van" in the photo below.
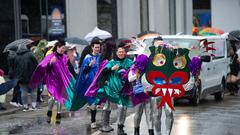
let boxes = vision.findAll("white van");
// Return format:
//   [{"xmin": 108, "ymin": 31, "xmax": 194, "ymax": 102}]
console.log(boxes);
[
  {"xmin": 162, "ymin": 35, "xmax": 230, "ymax": 105},
  {"xmin": 129, "ymin": 33, "xmax": 230, "ymax": 105}
]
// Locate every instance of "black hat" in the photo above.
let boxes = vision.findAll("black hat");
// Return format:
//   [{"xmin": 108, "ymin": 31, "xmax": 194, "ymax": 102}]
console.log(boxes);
[
  {"xmin": 153, "ymin": 36, "xmax": 163, "ymax": 41},
  {"xmin": 116, "ymin": 38, "xmax": 132, "ymax": 49},
  {"xmin": 91, "ymin": 37, "xmax": 102, "ymax": 45}
]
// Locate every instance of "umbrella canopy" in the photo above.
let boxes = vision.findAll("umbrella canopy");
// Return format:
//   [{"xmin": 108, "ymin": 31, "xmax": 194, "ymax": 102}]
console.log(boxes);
[
  {"xmin": 46, "ymin": 40, "xmax": 58, "ymax": 48},
  {"xmin": 3, "ymin": 39, "xmax": 33, "ymax": 53},
  {"xmin": 128, "ymin": 31, "xmax": 161, "ymax": 55},
  {"xmin": 229, "ymin": 30, "xmax": 240, "ymax": 41},
  {"xmin": 84, "ymin": 27, "xmax": 112, "ymax": 42},
  {"xmin": 65, "ymin": 37, "xmax": 89, "ymax": 45},
  {"xmin": 199, "ymin": 27, "xmax": 224, "ymax": 36},
  {"xmin": 0, "ymin": 78, "xmax": 18, "ymax": 95}
]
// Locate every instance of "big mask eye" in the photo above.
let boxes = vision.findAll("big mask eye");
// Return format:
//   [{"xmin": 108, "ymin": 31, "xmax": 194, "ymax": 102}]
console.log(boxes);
[
  {"xmin": 153, "ymin": 77, "xmax": 166, "ymax": 85},
  {"xmin": 169, "ymin": 77, "xmax": 182, "ymax": 84},
  {"xmin": 153, "ymin": 53, "xmax": 166, "ymax": 67},
  {"xmin": 173, "ymin": 56, "xmax": 187, "ymax": 69}
]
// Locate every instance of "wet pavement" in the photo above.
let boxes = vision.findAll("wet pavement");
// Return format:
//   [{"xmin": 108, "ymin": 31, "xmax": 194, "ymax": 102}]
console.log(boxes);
[{"xmin": 1, "ymin": 94, "xmax": 240, "ymax": 135}]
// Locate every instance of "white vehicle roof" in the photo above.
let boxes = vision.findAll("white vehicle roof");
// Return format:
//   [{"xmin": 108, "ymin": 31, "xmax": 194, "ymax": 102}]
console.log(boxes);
[{"xmin": 162, "ymin": 34, "xmax": 228, "ymax": 40}]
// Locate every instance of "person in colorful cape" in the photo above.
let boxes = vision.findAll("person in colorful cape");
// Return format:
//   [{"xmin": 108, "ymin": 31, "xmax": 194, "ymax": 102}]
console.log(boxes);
[
  {"xmin": 72, "ymin": 37, "xmax": 101, "ymax": 129},
  {"xmin": 32, "ymin": 39, "xmax": 48, "ymax": 103},
  {"xmin": 30, "ymin": 39, "xmax": 76, "ymax": 124},
  {"xmin": 85, "ymin": 38, "xmax": 116, "ymax": 132},
  {"xmin": 128, "ymin": 54, "xmax": 154, "ymax": 135},
  {"xmin": 96, "ymin": 39, "xmax": 133, "ymax": 135}
]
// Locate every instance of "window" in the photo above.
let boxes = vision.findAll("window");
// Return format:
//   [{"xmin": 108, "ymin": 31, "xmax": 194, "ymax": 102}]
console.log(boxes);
[
  {"xmin": 211, "ymin": 40, "xmax": 225, "ymax": 59},
  {"xmin": 192, "ymin": 0, "xmax": 211, "ymax": 34},
  {"xmin": 164, "ymin": 38, "xmax": 200, "ymax": 58},
  {"xmin": 97, "ymin": 0, "xmax": 112, "ymax": 34},
  {"xmin": 0, "ymin": 0, "xmax": 15, "ymax": 73}
]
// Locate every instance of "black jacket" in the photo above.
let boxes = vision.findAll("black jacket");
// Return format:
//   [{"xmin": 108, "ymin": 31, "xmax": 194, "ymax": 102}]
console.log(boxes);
[{"xmin": 13, "ymin": 48, "xmax": 38, "ymax": 84}]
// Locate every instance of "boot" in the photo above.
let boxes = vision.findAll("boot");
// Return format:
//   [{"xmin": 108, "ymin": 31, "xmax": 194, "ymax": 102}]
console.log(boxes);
[
  {"xmin": 134, "ymin": 127, "xmax": 140, "ymax": 135},
  {"xmin": 148, "ymin": 129, "xmax": 154, "ymax": 135},
  {"xmin": 117, "ymin": 124, "xmax": 127, "ymax": 135},
  {"xmin": 46, "ymin": 110, "xmax": 52, "ymax": 124},
  {"xmin": 90, "ymin": 109, "xmax": 97, "ymax": 129},
  {"xmin": 100, "ymin": 110, "xmax": 114, "ymax": 132},
  {"xmin": 56, "ymin": 113, "xmax": 61, "ymax": 124}
]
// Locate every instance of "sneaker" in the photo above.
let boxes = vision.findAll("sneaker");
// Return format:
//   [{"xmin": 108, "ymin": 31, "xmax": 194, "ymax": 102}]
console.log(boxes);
[
  {"xmin": 10, "ymin": 102, "xmax": 19, "ymax": 107},
  {"xmin": 29, "ymin": 107, "xmax": 37, "ymax": 111},
  {"xmin": 91, "ymin": 122, "xmax": 97, "ymax": 129},
  {"xmin": 23, "ymin": 107, "xmax": 29, "ymax": 112},
  {"xmin": 17, "ymin": 103, "xmax": 23, "ymax": 107}
]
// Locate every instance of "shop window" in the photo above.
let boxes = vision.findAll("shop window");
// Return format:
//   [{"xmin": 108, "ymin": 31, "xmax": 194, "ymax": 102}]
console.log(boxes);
[
  {"xmin": 0, "ymin": 0, "xmax": 15, "ymax": 73},
  {"xmin": 97, "ymin": 0, "xmax": 113, "ymax": 34},
  {"xmin": 192, "ymin": 0, "xmax": 211, "ymax": 34}
]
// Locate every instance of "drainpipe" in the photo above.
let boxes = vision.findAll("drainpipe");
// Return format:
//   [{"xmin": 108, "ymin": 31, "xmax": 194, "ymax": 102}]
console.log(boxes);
[
  {"xmin": 111, "ymin": 0, "xmax": 118, "ymax": 40},
  {"xmin": 183, "ymin": 0, "xmax": 187, "ymax": 34},
  {"xmin": 13, "ymin": 0, "xmax": 21, "ymax": 39}
]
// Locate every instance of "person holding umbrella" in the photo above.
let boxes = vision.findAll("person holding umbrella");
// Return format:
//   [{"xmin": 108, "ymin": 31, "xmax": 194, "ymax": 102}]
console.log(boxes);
[
  {"xmin": 13, "ymin": 40, "xmax": 38, "ymax": 111},
  {"xmin": 227, "ymin": 43, "xmax": 240, "ymax": 95}
]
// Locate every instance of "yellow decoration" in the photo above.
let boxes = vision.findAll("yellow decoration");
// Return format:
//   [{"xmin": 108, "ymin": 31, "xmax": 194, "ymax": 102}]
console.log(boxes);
[
  {"xmin": 173, "ymin": 55, "xmax": 187, "ymax": 69},
  {"xmin": 153, "ymin": 53, "xmax": 166, "ymax": 67}
]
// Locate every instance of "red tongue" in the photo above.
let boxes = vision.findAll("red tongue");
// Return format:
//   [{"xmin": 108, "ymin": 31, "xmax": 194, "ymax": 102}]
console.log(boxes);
[
  {"xmin": 152, "ymin": 87, "xmax": 175, "ymax": 111},
  {"xmin": 152, "ymin": 86, "xmax": 186, "ymax": 111}
]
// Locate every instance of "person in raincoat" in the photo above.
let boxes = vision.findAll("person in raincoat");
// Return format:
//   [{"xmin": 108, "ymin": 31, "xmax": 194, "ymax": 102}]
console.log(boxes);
[
  {"xmin": 96, "ymin": 39, "xmax": 133, "ymax": 135},
  {"xmin": 30, "ymin": 39, "xmax": 77, "ymax": 124},
  {"xmin": 85, "ymin": 38, "xmax": 116, "ymax": 132},
  {"xmin": 32, "ymin": 39, "xmax": 48, "ymax": 103},
  {"xmin": 73, "ymin": 37, "xmax": 101, "ymax": 129}
]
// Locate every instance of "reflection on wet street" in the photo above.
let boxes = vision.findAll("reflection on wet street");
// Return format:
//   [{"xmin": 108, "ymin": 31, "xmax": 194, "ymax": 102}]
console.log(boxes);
[
  {"xmin": 1, "ymin": 95, "xmax": 240, "ymax": 135},
  {"xmin": 175, "ymin": 115, "xmax": 191, "ymax": 135},
  {"xmin": 171, "ymin": 95, "xmax": 240, "ymax": 135}
]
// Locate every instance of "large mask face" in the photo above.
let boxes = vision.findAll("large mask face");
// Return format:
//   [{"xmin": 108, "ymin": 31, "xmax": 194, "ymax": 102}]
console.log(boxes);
[{"xmin": 146, "ymin": 45, "xmax": 191, "ymax": 110}]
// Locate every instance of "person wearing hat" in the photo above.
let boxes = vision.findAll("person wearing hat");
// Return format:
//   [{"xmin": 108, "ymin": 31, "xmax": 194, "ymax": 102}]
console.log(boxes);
[
  {"xmin": 152, "ymin": 36, "xmax": 164, "ymax": 47},
  {"xmin": 73, "ymin": 37, "xmax": 101, "ymax": 129}
]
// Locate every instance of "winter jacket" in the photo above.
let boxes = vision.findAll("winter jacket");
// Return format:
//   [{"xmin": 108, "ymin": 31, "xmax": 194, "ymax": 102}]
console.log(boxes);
[{"xmin": 14, "ymin": 48, "xmax": 38, "ymax": 84}]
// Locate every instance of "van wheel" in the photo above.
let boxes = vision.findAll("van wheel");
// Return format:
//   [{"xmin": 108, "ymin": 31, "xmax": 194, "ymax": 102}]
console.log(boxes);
[
  {"xmin": 189, "ymin": 85, "xmax": 200, "ymax": 106},
  {"xmin": 214, "ymin": 82, "xmax": 225, "ymax": 101}
]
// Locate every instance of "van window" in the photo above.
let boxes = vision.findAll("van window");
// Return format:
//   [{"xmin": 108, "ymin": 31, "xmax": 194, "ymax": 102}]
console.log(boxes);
[
  {"xmin": 211, "ymin": 39, "xmax": 225, "ymax": 59},
  {"xmin": 163, "ymin": 38, "xmax": 200, "ymax": 58}
]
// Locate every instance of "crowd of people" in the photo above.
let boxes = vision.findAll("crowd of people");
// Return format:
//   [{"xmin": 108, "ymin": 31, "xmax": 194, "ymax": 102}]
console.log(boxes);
[{"xmin": 0, "ymin": 32, "xmax": 239, "ymax": 135}]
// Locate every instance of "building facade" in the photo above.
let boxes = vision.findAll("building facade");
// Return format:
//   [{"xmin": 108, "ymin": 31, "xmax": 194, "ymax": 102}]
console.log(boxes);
[{"xmin": 1, "ymin": 0, "xmax": 240, "ymax": 72}]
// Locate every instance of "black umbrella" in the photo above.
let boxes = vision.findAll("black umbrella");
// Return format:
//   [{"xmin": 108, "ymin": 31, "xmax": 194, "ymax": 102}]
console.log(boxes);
[
  {"xmin": 3, "ymin": 39, "xmax": 33, "ymax": 53},
  {"xmin": 0, "ymin": 79, "xmax": 18, "ymax": 95},
  {"xmin": 65, "ymin": 37, "xmax": 89, "ymax": 45},
  {"xmin": 229, "ymin": 30, "xmax": 240, "ymax": 41}
]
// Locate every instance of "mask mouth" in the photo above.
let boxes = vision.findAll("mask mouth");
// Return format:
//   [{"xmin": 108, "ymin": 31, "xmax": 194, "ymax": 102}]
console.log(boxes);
[
  {"xmin": 152, "ymin": 85, "xmax": 185, "ymax": 98},
  {"xmin": 147, "ymin": 71, "xmax": 189, "ymax": 97}
]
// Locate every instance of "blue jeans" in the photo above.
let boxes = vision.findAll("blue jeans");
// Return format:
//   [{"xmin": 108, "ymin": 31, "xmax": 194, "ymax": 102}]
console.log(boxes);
[{"xmin": 19, "ymin": 84, "xmax": 37, "ymax": 106}]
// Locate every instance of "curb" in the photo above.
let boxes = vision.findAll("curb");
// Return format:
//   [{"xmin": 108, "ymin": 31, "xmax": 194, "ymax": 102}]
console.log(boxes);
[{"xmin": 0, "ymin": 108, "xmax": 19, "ymax": 117}]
